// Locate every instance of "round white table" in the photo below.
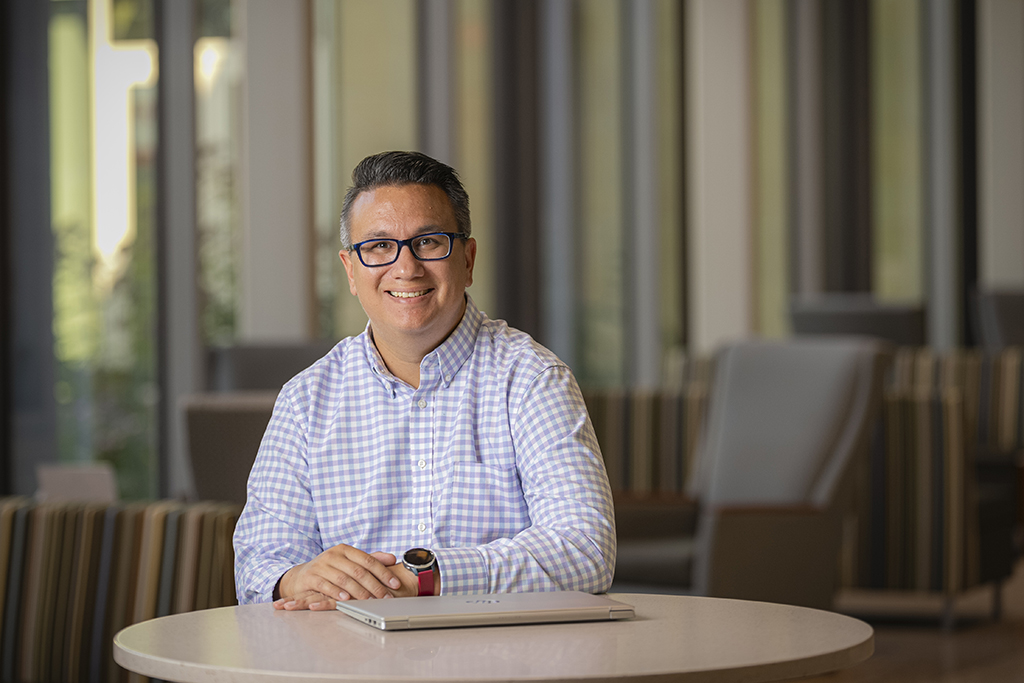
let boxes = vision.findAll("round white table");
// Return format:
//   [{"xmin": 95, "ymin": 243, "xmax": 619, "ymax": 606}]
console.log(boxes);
[{"xmin": 113, "ymin": 593, "xmax": 873, "ymax": 683}]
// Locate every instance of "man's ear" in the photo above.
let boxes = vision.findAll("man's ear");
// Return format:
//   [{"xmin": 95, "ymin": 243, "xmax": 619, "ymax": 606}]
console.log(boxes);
[
  {"xmin": 463, "ymin": 238, "xmax": 477, "ymax": 287},
  {"xmin": 339, "ymin": 250, "xmax": 359, "ymax": 296}
]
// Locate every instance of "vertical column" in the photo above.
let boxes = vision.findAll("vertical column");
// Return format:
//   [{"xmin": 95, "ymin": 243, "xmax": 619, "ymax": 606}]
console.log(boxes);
[
  {"xmin": 418, "ymin": 0, "xmax": 454, "ymax": 165},
  {"xmin": 626, "ymin": 0, "xmax": 662, "ymax": 387},
  {"xmin": 978, "ymin": 0, "xmax": 1024, "ymax": 288},
  {"xmin": 959, "ymin": 0, "xmax": 979, "ymax": 344},
  {"xmin": 237, "ymin": 0, "xmax": 314, "ymax": 341},
  {"xmin": 454, "ymin": 0, "xmax": 497, "ymax": 317},
  {"xmin": 685, "ymin": 0, "xmax": 753, "ymax": 353},
  {"xmin": 540, "ymin": 0, "xmax": 576, "ymax": 367},
  {"xmin": 158, "ymin": 0, "xmax": 201, "ymax": 498},
  {"xmin": 823, "ymin": 0, "xmax": 872, "ymax": 294},
  {"xmin": 753, "ymin": 0, "xmax": 790, "ymax": 338},
  {"xmin": 6, "ymin": 0, "xmax": 56, "ymax": 494},
  {"xmin": 311, "ymin": 0, "xmax": 338, "ymax": 339},
  {"xmin": 655, "ymin": 0, "xmax": 686, "ymax": 367},
  {"xmin": 0, "ymin": 0, "xmax": 8, "ymax": 492},
  {"xmin": 923, "ymin": 0, "xmax": 962, "ymax": 349},
  {"xmin": 789, "ymin": 0, "xmax": 825, "ymax": 297},
  {"xmin": 492, "ymin": 0, "xmax": 540, "ymax": 338}
]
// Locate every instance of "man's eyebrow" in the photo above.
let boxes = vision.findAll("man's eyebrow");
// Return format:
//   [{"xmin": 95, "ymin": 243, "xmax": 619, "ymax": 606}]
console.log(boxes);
[{"xmin": 361, "ymin": 225, "xmax": 445, "ymax": 239}]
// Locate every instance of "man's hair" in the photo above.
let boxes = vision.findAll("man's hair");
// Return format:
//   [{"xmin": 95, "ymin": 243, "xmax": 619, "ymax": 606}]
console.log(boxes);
[{"xmin": 339, "ymin": 151, "xmax": 471, "ymax": 248}]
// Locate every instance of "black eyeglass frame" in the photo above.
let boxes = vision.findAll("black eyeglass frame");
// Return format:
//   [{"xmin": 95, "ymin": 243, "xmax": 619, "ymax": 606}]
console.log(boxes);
[{"xmin": 348, "ymin": 232, "xmax": 469, "ymax": 268}]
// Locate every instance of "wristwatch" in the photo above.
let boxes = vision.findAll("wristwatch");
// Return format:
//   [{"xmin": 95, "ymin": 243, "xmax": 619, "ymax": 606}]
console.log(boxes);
[{"xmin": 402, "ymin": 547, "xmax": 438, "ymax": 596}]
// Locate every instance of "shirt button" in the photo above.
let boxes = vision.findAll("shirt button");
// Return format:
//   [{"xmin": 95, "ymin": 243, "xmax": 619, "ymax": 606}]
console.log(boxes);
[
  {"xmin": 417, "ymin": 399, "xmax": 427, "ymax": 409},
  {"xmin": 445, "ymin": 375, "xmax": 452, "ymax": 383},
  {"xmin": 418, "ymin": 523, "xmax": 426, "ymax": 532},
  {"xmin": 418, "ymin": 459, "xmax": 426, "ymax": 469}
]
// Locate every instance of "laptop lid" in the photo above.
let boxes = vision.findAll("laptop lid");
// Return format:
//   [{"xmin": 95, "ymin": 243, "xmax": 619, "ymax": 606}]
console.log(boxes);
[{"xmin": 336, "ymin": 591, "xmax": 635, "ymax": 631}]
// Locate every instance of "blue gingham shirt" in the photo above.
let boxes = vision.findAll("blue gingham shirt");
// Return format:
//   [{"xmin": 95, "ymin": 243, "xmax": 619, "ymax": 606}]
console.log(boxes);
[{"xmin": 233, "ymin": 296, "xmax": 616, "ymax": 603}]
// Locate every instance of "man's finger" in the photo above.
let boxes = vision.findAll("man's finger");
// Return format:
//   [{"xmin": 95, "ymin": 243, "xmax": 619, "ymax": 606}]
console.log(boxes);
[
  {"xmin": 276, "ymin": 590, "xmax": 336, "ymax": 611},
  {"xmin": 370, "ymin": 551, "xmax": 397, "ymax": 565},
  {"xmin": 336, "ymin": 549, "xmax": 402, "ymax": 594},
  {"xmin": 349, "ymin": 547, "xmax": 402, "ymax": 589}
]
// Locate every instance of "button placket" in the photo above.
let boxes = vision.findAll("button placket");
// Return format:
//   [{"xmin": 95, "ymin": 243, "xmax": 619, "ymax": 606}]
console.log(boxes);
[{"xmin": 410, "ymin": 389, "xmax": 433, "ymax": 538}]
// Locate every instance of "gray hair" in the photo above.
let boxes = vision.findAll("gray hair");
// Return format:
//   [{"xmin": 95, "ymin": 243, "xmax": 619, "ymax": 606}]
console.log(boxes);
[{"xmin": 339, "ymin": 151, "xmax": 471, "ymax": 248}]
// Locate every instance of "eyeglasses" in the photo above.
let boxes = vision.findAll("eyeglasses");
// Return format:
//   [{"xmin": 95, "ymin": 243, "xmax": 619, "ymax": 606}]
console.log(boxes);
[{"xmin": 349, "ymin": 232, "xmax": 468, "ymax": 267}]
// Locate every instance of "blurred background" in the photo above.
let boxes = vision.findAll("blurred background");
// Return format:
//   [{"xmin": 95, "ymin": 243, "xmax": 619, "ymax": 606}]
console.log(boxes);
[{"xmin": 2, "ymin": 0, "xmax": 1022, "ymax": 501}]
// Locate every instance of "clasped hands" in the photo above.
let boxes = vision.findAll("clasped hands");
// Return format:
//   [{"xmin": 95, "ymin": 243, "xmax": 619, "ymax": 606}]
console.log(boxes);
[{"xmin": 273, "ymin": 544, "xmax": 422, "ymax": 611}]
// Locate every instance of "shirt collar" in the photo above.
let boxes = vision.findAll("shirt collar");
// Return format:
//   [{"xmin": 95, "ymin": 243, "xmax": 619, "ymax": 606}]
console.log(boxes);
[
  {"xmin": 429, "ymin": 294, "xmax": 483, "ymax": 388},
  {"xmin": 362, "ymin": 294, "xmax": 484, "ymax": 394}
]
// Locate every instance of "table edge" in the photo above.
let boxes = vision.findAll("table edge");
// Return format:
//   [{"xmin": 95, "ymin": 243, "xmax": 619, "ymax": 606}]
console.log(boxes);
[{"xmin": 113, "ymin": 597, "xmax": 875, "ymax": 683}]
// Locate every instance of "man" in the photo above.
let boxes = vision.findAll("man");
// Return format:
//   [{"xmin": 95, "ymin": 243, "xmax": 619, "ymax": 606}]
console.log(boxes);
[{"xmin": 233, "ymin": 151, "xmax": 615, "ymax": 610}]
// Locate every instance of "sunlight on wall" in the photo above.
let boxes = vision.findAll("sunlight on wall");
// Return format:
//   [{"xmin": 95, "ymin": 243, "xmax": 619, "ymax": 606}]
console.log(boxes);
[
  {"xmin": 195, "ymin": 38, "xmax": 227, "ymax": 94},
  {"xmin": 90, "ymin": 0, "xmax": 156, "ymax": 292}
]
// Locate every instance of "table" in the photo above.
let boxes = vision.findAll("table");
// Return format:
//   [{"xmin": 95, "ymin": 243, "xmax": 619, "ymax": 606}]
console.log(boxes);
[{"xmin": 113, "ymin": 593, "xmax": 873, "ymax": 683}]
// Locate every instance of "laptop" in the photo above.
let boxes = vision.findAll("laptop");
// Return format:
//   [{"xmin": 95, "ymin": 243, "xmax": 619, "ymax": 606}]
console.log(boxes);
[{"xmin": 336, "ymin": 591, "xmax": 635, "ymax": 631}]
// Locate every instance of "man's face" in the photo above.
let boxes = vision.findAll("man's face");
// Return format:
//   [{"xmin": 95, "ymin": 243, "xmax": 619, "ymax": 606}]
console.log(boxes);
[{"xmin": 339, "ymin": 183, "xmax": 476, "ymax": 350}]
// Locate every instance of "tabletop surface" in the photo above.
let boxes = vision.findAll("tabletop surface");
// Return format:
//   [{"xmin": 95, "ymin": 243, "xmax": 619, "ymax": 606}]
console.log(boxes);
[{"xmin": 113, "ymin": 593, "xmax": 874, "ymax": 683}]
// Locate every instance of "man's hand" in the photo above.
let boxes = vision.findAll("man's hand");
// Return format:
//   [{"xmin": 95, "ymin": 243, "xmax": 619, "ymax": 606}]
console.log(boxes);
[{"xmin": 272, "ymin": 545, "xmax": 417, "ymax": 611}]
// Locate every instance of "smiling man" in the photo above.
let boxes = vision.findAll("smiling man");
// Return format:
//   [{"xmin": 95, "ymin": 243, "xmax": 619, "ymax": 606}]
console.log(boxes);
[{"xmin": 233, "ymin": 151, "xmax": 616, "ymax": 609}]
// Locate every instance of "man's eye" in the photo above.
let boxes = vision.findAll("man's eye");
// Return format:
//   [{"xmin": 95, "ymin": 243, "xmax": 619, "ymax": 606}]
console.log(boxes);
[
  {"xmin": 416, "ymin": 237, "xmax": 440, "ymax": 248},
  {"xmin": 369, "ymin": 241, "xmax": 394, "ymax": 252}
]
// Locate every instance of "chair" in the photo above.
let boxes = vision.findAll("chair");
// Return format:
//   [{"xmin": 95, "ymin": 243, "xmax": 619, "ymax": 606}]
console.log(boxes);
[
  {"xmin": 971, "ymin": 289, "xmax": 1024, "ymax": 351},
  {"xmin": 206, "ymin": 342, "xmax": 336, "ymax": 391},
  {"xmin": 35, "ymin": 463, "xmax": 118, "ymax": 503},
  {"xmin": 183, "ymin": 391, "xmax": 277, "ymax": 505},
  {"xmin": 614, "ymin": 337, "xmax": 889, "ymax": 611},
  {"xmin": 791, "ymin": 293, "xmax": 925, "ymax": 346},
  {"xmin": 193, "ymin": 342, "xmax": 332, "ymax": 505}
]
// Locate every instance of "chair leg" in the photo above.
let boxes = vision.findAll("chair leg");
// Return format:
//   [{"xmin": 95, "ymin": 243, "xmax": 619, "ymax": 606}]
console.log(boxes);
[{"xmin": 942, "ymin": 595, "xmax": 956, "ymax": 631}]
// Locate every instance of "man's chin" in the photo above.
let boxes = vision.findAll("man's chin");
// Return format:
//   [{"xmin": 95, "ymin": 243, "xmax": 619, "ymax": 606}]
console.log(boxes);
[{"xmin": 376, "ymin": 309, "xmax": 463, "ymax": 345}]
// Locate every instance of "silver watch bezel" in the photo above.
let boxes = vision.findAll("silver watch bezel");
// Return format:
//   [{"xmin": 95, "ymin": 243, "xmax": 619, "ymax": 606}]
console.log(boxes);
[{"xmin": 402, "ymin": 547, "xmax": 436, "ymax": 573}]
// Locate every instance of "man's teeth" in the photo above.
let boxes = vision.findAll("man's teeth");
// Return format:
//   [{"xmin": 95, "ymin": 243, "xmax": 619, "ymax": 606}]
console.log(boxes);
[{"xmin": 390, "ymin": 290, "xmax": 428, "ymax": 299}]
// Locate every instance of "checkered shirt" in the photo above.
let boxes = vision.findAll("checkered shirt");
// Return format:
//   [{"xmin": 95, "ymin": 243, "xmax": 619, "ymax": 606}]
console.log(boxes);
[{"xmin": 233, "ymin": 296, "xmax": 616, "ymax": 603}]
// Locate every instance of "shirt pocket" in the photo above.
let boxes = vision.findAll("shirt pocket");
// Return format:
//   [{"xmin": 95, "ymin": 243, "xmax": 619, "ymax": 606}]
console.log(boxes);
[{"xmin": 448, "ymin": 461, "xmax": 530, "ymax": 546}]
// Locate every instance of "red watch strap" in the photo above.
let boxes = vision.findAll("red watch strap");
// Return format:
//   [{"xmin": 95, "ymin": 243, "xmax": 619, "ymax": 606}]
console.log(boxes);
[{"xmin": 416, "ymin": 568, "xmax": 434, "ymax": 596}]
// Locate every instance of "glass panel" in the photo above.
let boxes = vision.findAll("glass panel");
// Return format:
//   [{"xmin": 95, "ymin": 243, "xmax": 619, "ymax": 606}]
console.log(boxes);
[
  {"xmin": 195, "ymin": 0, "xmax": 242, "ymax": 345},
  {"xmin": 313, "ymin": 0, "xmax": 418, "ymax": 340},
  {"xmin": 578, "ymin": 0, "xmax": 626, "ymax": 388},
  {"xmin": 50, "ymin": 0, "xmax": 159, "ymax": 499},
  {"xmin": 871, "ymin": 0, "xmax": 923, "ymax": 302},
  {"xmin": 305, "ymin": 0, "xmax": 684, "ymax": 390}
]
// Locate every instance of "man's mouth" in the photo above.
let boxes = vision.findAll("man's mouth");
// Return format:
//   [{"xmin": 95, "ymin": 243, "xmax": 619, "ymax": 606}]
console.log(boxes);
[{"xmin": 388, "ymin": 289, "xmax": 431, "ymax": 299}]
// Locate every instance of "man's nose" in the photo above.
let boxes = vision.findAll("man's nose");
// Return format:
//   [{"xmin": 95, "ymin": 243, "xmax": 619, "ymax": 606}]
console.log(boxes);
[{"xmin": 391, "ymin": 243, "xmax": 423, "ymax": 276}]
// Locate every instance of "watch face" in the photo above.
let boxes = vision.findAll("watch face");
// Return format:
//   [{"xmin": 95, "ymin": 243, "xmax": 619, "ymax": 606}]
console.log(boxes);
[{"xmin": 403, "ymin": 547, "xmax": 434, "ymax": 568}]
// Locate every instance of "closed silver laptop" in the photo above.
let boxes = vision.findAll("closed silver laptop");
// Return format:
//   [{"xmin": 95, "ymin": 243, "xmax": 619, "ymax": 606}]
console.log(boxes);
[{"xmin": 336, "ymin": 591, "xmax": 635, "ymax": 631}]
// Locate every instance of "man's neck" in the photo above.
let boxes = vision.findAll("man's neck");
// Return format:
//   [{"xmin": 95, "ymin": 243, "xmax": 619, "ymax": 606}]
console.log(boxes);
[
  {"xmin": 369, "ymin": 301, "xmax": 467, "ymax": 390},
  {"xmin": 374, "ymin": 340, "xmax": 425, "ymax": 389}
]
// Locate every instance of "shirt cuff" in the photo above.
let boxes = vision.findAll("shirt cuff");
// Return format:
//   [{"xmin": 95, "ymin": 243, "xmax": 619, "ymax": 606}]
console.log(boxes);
[
  {"xmin": 248, "ymin": 562, "xmax": 294, "ymax": 603},
  {"xmin": 433, "ymin": 547, "xmax": 490, "ymax": 595}
]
